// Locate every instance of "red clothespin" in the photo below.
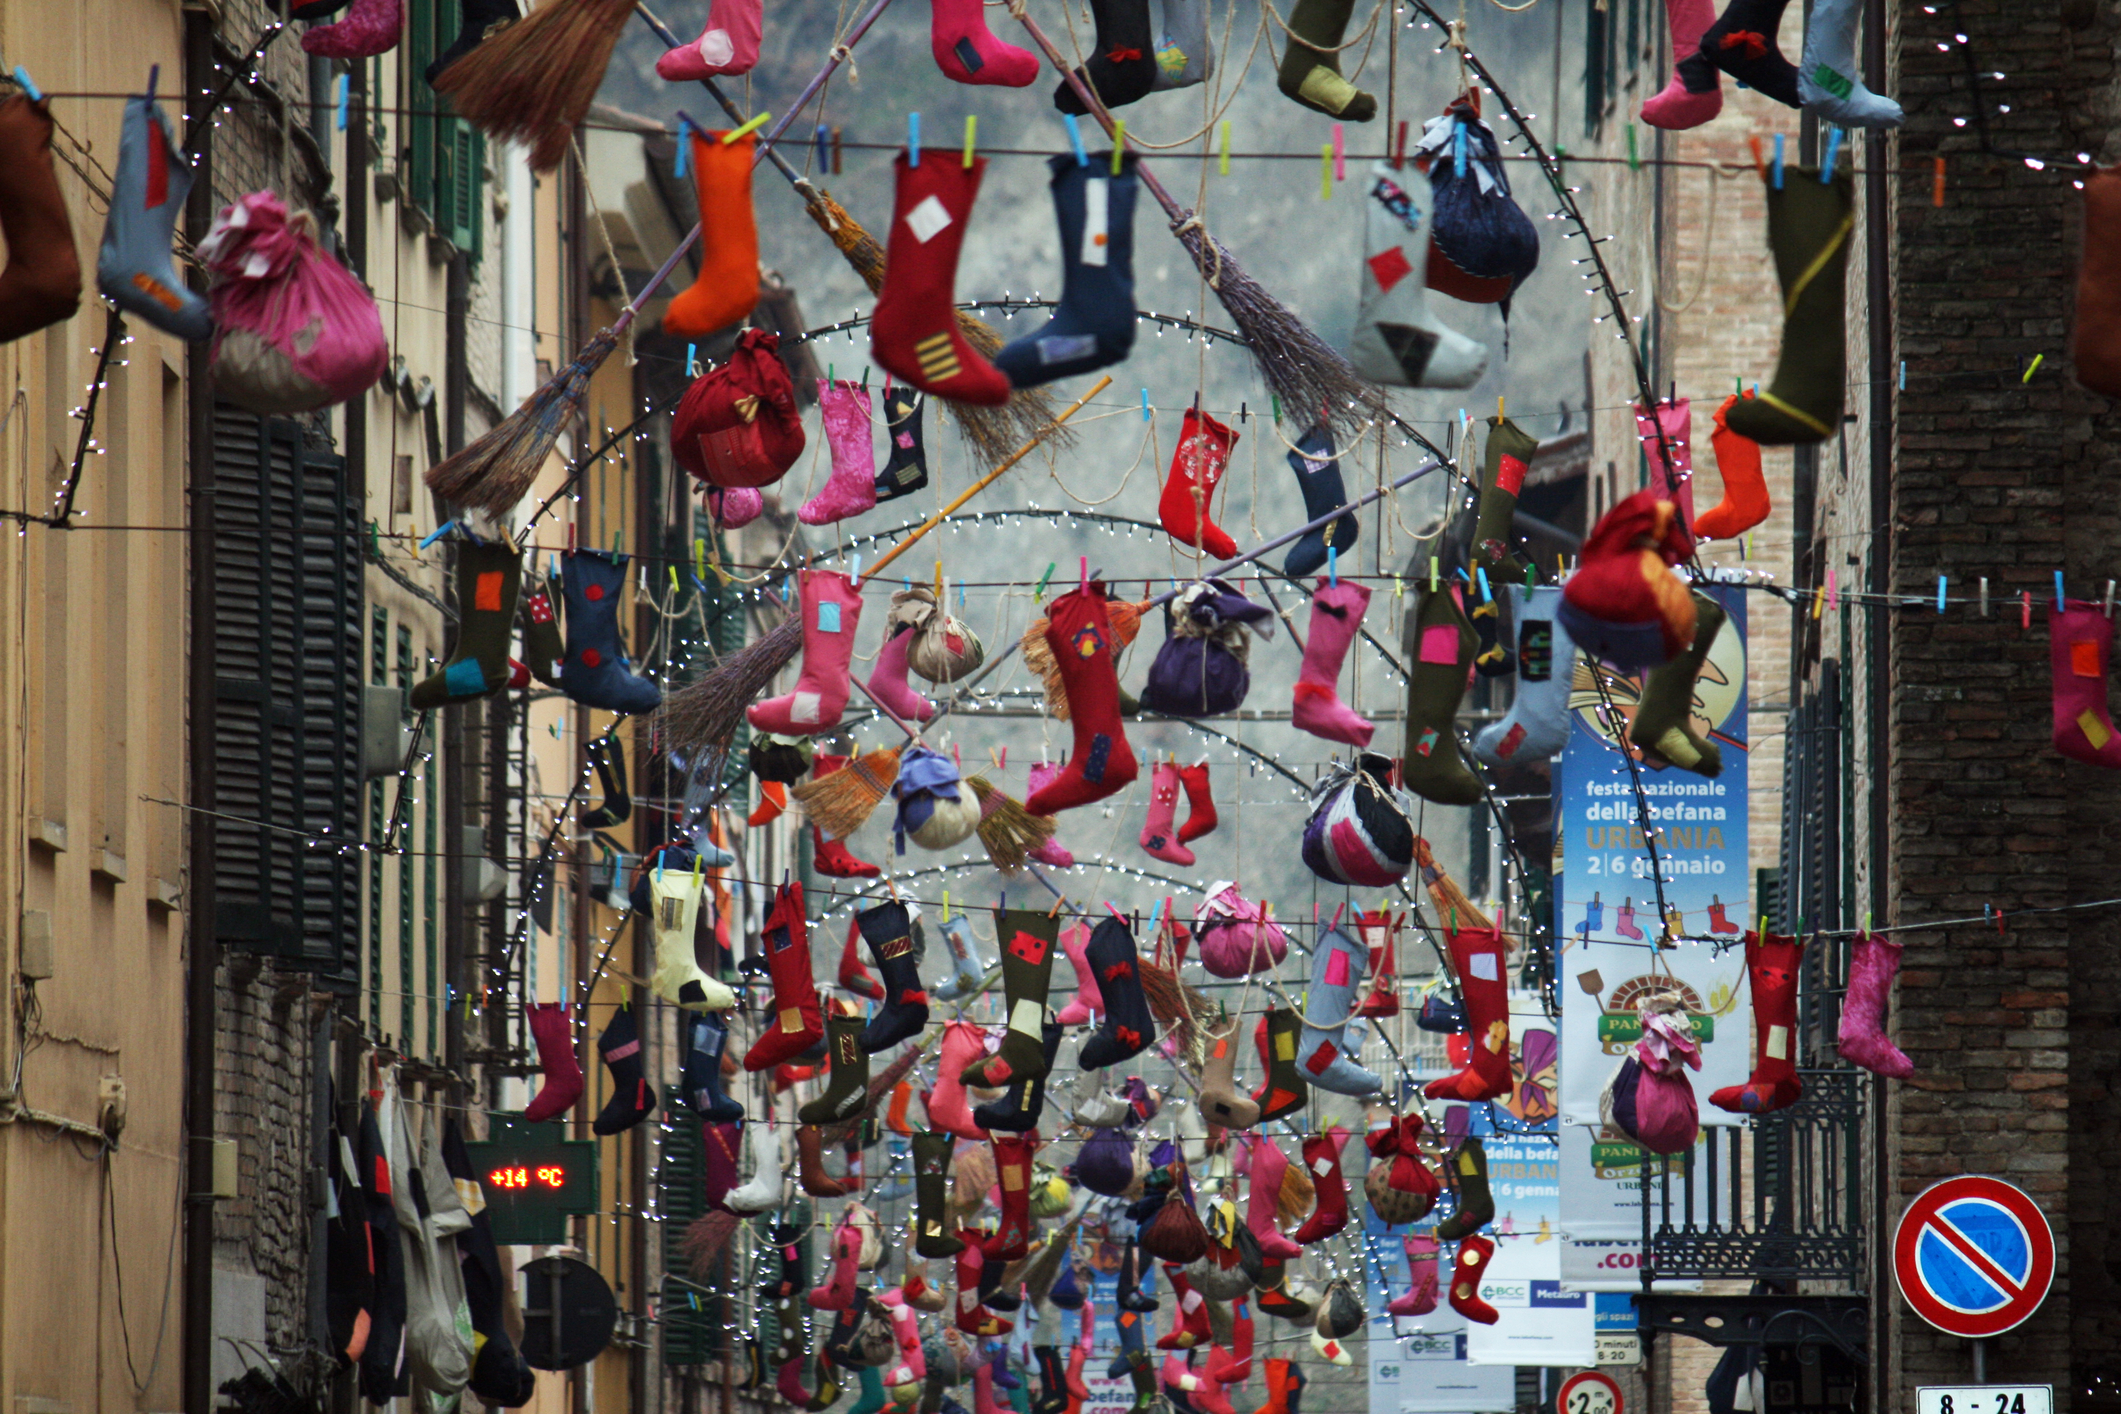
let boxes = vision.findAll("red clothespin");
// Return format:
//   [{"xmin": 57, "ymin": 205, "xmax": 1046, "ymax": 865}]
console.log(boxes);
[{"xmin": 2022, "ymin": 591, "xmax": 2032, "ymax": 630}]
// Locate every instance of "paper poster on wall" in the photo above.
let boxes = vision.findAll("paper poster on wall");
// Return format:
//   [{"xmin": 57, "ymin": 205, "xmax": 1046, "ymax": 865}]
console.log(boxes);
[{"xmin": 1554, "ymin": 582, "xmax": 1752, "ymax": 1128}]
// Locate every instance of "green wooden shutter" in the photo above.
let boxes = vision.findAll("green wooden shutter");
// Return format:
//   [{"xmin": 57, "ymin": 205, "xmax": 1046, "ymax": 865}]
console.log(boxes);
[
  {"xmin": 406, "ymin": 0, "xmax": 435, "ymax": 215},
  {"xmin": 658, "ymin": 1106, "xmax": 718, "ymax": 1365},
  {"xmin": 443, "ymin": 122, "xmax": 484, "ymax": 258}
]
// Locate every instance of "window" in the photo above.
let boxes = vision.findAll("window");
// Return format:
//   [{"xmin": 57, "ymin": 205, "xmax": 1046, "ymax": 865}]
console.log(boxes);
[
  {"xmin": 398, "ymin": 626, "xmax": 416, "ymax": 1044},
  {"xmin": 211, "ymin": 406, "xmax": 362, "ymax": 978},
  {"xmin": 369, "ymin": 607, "xmax": 389, "ymax": 1025},
  {"xmin": 404, "ymin": 0, "xmax": 486, "ymax": 260}
]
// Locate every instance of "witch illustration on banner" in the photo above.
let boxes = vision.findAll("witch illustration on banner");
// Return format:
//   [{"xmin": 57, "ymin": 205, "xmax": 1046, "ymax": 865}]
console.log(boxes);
[{"xmin": 1567, "ymin": 581, "xmax": 1747, "ymax": 779}]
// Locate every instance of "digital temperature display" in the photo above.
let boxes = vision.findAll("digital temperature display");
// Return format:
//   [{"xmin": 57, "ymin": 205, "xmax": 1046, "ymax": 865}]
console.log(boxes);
[{"xmin": 466, "ymin": 1118, "xmax": 598, "ymax": 1244}]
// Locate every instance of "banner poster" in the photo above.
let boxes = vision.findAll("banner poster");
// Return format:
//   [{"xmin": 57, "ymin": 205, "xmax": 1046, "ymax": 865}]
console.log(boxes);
[
  {"xmin": 1365, "ymin": 993, "xmax": 1594, "ymax": 1393},
  {"xmin": 1555, "ymin": 1123, "xmax": 1701, "ymax": 1293},
  {"xmin": 1554, "ymin": 583, "xmax": 1752, "ymax": 1129}
]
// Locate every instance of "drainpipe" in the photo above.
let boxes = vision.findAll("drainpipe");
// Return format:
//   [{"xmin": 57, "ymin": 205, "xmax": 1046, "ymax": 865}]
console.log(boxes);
[
  {"xmin": 183, "ymin": 10, "xmax": 221, "ymax": 1413},
  {"xmin": 444, "ymin": 252, "xmax": 470, "ymax": 1090},
  {"xmin": 1862, "ymin": 0, "xmax": 1894, "ymax": 1403}
]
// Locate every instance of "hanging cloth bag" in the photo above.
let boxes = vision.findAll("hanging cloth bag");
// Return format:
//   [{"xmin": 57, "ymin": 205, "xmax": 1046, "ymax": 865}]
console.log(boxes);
[
  {"xmin": 1139, "ymin": 579, "xmax": 1275, "ymax": 717},
  {"xmin": 1192, "ymin": 882, "xmax": 1289, "ymax": 978},
  {"xmin": 198, "ymin": 189, "xmax": 389, "ymax": 413},
  {"xmin": 1599, "ymin": 994, "xmax": 1703, "ymax": 1155},
  {"xmin": 671, "ymin": 328, "xmax": 806, "ymax": 487},
  {"xmin": 1415, "ymin": 96, "xmax": 1541, "ymax": 315},
  {"xmin": 1300, "ymin": 753, "xmax": 1418, "ymax": 887}
]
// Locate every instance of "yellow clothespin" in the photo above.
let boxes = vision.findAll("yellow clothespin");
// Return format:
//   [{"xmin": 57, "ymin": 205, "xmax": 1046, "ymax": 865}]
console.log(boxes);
[
  {"xmin": 1497, "ymin": 395, "xmax": 1505, "ymax": 421},
  {"xmin": 943, "ymin": 889, "xmax": 951, "ymax": 924},
  {"xmin": 963, "ymin": 114, "xmax": 977, "ymax": 168},
  {"xmin": 1429, "ymin": 556, "xmax": 1439, "ymax": 590},
  {"xmin": 936, "ymin": 558, "xmax": 945, "ymax": 602},
  {"xmin": 723, "ymin": 111, "xmax": 770, "ymax": 143}
]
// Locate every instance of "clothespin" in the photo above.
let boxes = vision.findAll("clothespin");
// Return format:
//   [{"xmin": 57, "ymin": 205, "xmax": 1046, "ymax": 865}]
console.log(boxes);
[
  {"xmin": 1219, "ymin": 120, "xmax": 1232, "ymax": 175},
  {"xmin": 963, "ymin": 114, "xmax": 977, "ymax": 168},
  {"xmin": 908, "ymin": 111, "xmax": 920, "ymax": 166},
  {"xmin": 1452, "ymin": 121, "xmax": 1467, "ymax": 179},
  {"xmin": 2023, "ymin": 353, "xmax": 2045, "ymax": 384},
  {"xmin": 1034, "ymin": 562, "xmax": 1056, "ymax": 602},
  {"xmin": 849, "ymin": 552, "xmax": 863, "ymax": 588},
  {"xmin": 675, "ymin": 116, "xmax": 691, "ymax": 175},
  {"xmin": 668, "ymin": 565, "xmax": 680, "ymax": 593},
  {"xmin": 419, "ymin": 519, "xmax": 457, "ymax": 550},
  {"xmin": 1826, "ymin": 568, "xmax": 1837, "ymax": 611},
  {"xmin": 1498, "ymin": 394, "xmax": 1506, "ymax": 421},
  {"xmin": 1328, "ymin": 545, "xmax": 1338, "ymax": 587},
  {"xmin": 1331, "ymin": 122, "xmax": 1345, "ymax": 182},
  {"xmin": 686, "ymin": 343, "xmax": 699, "ymax": 377},
  {"xmin": 1811, "ymin": 583, "xmax": 1825, "ymax": 621},
  {"xmin": 1394, "ymin": 118, "xmax": 1409, "ymax": 169},
  {"xmin": 1079, "ymin": 556, "xmax": 1089, "ymax": 592},
  {"xmin": 1747, "ymin": 134, "xmax": 1766, "ymax": 181},
  {"xmin": 816, "ymin": 123, "xmax": 830, "ymax": 170},
  {"xmin": 1899, "ymin": 360, "xmax": 1906, "ymax": 391},
  {"xmin": 1321, "ymin": 142, "xmax": 1334, "ymax": 200},
  {"xmin": 1429, "ymin": 556, "xmax": 1439, "ymax": 591},
  {"xmin": 2104, "ymin": 580, "xmax": 2114, "ymax": 618},
  {"xmin": 1626, "ymin": 122, "xmax": 1639, "ymax": 172},
  {"xmin": 1975, "ymin": 576, "xmax": 1988, "ymax": 615},
  {"xmin": 831, "ymin": 125, "xmax": 843, "ymax": 174},
  {"xmin": 1271, "ymin": 394, "xmax": 1280, "ymax": 422},
  {"xmin": 1938, "ymin": 574, "xmax": 1948, "ymax": 614},
  {"xmin": 1772, "ymin": 134, "xmax": 1785, "ymax": 190},
  {"xmin": 2022, "ymin": 591, "xmax": 2032, "ymax": 630},
  {"xmin": 1524, "ymin": 564, "xmax": 1537, "ymax": 593},
  {"xmin": 335, "ymin": 72, "xmax": 348, "ymax": 131},
  {"xmin": 1141, "ymin": 388, "xmax": 1151, "ymax": 421},
  {"xmin": 1820, "ymin": 126, "xmax": 1842, "ymax": 183},
  {"xmin": 11, "ymin": 67, "xmax": 41, "ymax": 103},
  {"xmin": 2056, "ymin": 570, "xmax": 2067, "ymax": 612},
  {"xmin": 1475, "ymin": 566, "xmax": 1491, "ymax": 603},
  {"xmin": 1933, "ymin": 155, "xmax": 1947, "ymax": 208},
  {"xmin": 1112, "ymin": 120, "xmax": 1126, "ymax": 172},
  {"xmin": 694, "ymin": 539, "xmax": 708, "ymax": 583},
  {"xmin": 1064, "ymin": 113, "xmax": 1088, "ymax": 167},
  {"xmin": 942, "ymin": 889, "xmax": 952, "ymax": 923},
  {"xmin": 723, "ymin": 111, "xmax": 769, "ymax": 143}
]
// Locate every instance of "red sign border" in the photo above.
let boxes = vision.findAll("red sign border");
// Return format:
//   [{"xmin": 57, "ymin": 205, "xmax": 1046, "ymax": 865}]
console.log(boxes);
[
  {"xmin": 1893, "ymin": 1175, "xmax": 2056, "ymax": 1338},
  {"xmin": 1559, "ymin": 1369, "xmax": 1625, "ymax": 1414}
]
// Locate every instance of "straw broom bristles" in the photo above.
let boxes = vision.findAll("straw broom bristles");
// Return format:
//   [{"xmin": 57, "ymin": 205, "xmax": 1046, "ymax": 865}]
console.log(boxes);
[
  {"xmin": 1139, "ymin": 958, "xmax": 1211, "ymax": 1062},
  {"xmin": 425, "ymin": 324, "xmax": 620, "ymax": 514},
  {"xmin": 790, "ymin": 747, "xmax": 902, "ymax": 839},
  {"xmin": 967, "ymin": 776, "xmax": 1056, "ymax": 873},
  {"xmin": 429, "ymin": 0, "xmax": 634, "ymax": 173},
  {"xmin": 656, "ymin": 614, "xmax": 803, "ymax": 758},
  {"xmin": 1413, "ymin": 837, "xmax": 1493, "ymax": 933},
  {"xmin": 682, "ymin": 1207, "xmax": 741, "ymax": 1283},
  {"xmin": 801, "ymin": 189, "xmax": 1076, "ymax": 472},
  {"xmin": 1021, "ymin": 599, "xmax": 1150, "ymax": 720}
]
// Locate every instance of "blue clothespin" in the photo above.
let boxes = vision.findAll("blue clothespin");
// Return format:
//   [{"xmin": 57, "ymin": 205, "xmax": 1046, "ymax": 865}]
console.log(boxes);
[
  {"xmin": 815, "ymin": 123, "xmax": 830, "ymax": 169},
  {"xmin": 1936, "ymin": 574, "xmax": 1947, "ymax": 614},
  {"xmin": 2055, "ymin": 570, "xmax": 2066, "ymax": 612},
  {"xmin": 146, "ymin": 64, "xmax": 159, "ymax": 103},
  {"xmin": 1899, "ymin": 360, "xmax": 1906, "ymax": 391},
  {"xmin": 12, "ymin": 67, "xmax": 41, "ymax": 103},
  {"xmin": 675, "ymin": 116, "xmax": 691, "ymax": 176},
  {"xmin": 1476, "ymin": 566, "xmax": 1491, "ymax": 603},
  {"xmin": 335, "ymin": 72, "xmax": 348, "ymax": 131},
  {"xmin": 686, "ymin": 343, "xmax": 698, "ymax": 377},
  {"xmin": 1141, "ymin": 389, "xmax": 1150, "ymax": 422},
  {"xmin": 1820, "ymin": 127, "xmax": 1842, "ymax": 184},
  {"xmin": 909, "ymin": 112, "xmax": 920, "ymax": 167},
  {"xmin": 1327, "ymin": 545, "xmax": 1338, "ymax": 588},
  {"xmin": 1064, "ymin": 113, "xmax": 1088, "ymax": 167},
  {"xmin": 1452, "ymin": 122, "xmax": 1466, "ymax": 179},
  {"xmin": 1771, "ymin": 134, "xmax": 1785, "ymax": 190},
  {"xmin": 420, "ymin": 519, "xmax": 458, "ymax": 550}
]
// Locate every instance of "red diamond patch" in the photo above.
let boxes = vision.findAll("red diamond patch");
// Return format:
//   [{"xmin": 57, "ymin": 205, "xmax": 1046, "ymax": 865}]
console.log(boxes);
[{"xmin": 1368, "ymin": 246, "xmax": 1413, "ymax": 293}]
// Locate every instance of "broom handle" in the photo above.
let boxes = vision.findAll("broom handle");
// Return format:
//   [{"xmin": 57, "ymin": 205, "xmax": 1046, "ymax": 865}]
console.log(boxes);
[
  {"xmin": 615, "ymin": 0, "xmax": 899, "ymax": 333},
  {"xmin": 917, "ymin": 455, "xmax": 1450, "ymax": 730},
  {"xmin": 1012, "ymin": 11, "xmax": 1194, "ymax": 229},
  {"xmin": 861, "ymin": 375, "xmax": 1113, "ymax": 585}
]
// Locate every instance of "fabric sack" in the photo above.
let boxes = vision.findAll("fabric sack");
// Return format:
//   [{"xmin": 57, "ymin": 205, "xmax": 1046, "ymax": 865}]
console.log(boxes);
[{"xmin": 671, "ymin": 328, "xmax": 806, "ymax": 487}]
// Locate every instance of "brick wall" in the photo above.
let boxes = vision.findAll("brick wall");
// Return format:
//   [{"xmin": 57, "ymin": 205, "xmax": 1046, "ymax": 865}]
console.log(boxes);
[{"xmin": 1891, "ymin": 0, "xmax": 2121, "ymax": 1403}]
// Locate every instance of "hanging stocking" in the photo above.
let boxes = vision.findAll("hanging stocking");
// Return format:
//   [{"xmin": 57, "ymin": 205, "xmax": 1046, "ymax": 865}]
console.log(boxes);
[
  {"xmin": 1294, "ymin": 929, "xmax": 1382, "ymax": 1095},
  {"xmin": 933, "ymin": 911, "xmax": 990, "ymax": 1003},
  {"xmin": 974, "ymin": 1021, "xmax": 1065, "ymax": 1132},
  {"xmin": 1078, "ymin": 916, "xmax": 1154, "ymax": 1069},
  {"xmin": 839, "ymin": 916, "xmax": 884, "ymax": 1001},
  {"xmin": 925, "ymin": 1019, "xmax": 993, "ymax": 1139},
  {"xmin": 1423, "ymin": 922, "xmax": 1510, "ymax": 1102},
  {"xmin": 663, "ymin": 128, "xmax": 760, "ymax": 339},
  {"xmin": 961, "ymin": 911, "xmax": 1059, "ymax": 1086},
  {"xmin": 996, "ymin": 155, "xmax": 1140, "ymax": 387},
  {"xmin": 1052, "ymin": 0, "xmax": 1161, "ymax": 114},
  {"xmin": 874, "ymin": 386, "xmax": 931, "ymax": 502},
  {"xmin": 1275, "ymin": 0, "xmax": 1377, "ymax": 119},
  {"xmin": 1836, "ymin": 931, "xmax": 1914, "ymax": 1078},
  {"xmin": 1025, "ymin": 584, "xmax": 1139, "ymax": 814},
  {"xmin": 1280, "ymin": 427, "xmax": 1359, "ymax": 577},
  {"xmin": 1473, "ymin": 586, "xmax": 1579, "ymax": 765},
  {"xmin": 649, "ymin": 866, "xmax": 737, "ymax": 1011},
  {"xmin": 559, "ymin": 550, "xmax": 661, "ymax": 714},
  {"xmin": 798, "ymin": 1012, "xmax": 872, "ymax": 1124},
  {"xmin": 1348, "ymin": 165, "xmax": 1486, "ymax": 389},
  {"xmin": 1694, "ymin": 392, "xmax": 1771, "ymax": 540},
  {"xmin": 97, "ymin": 94, "xmax": 208, "ymax": 338},
  {"xmin": 657, "ymin": 0, "xmax": 763, "ymax": 79},
  {"xmin": 683, "ymin": 1013, "xmax": 746, "ymax": 1121},
  {"xmin": 1152, "ymin": 0, "xmax": 1213, "ymax": 89},
  {"xmin": 1699, "ymin": 0, "xmax": 1800, "ymax": 107},
  {"xmin": 1291, "ymin": 1128, "xmax": 1351, "ymax": 1244},
  {"xmin": 1244, "ymin": 1137, "xmax": 1303, "ymax": 1260},
  {"xmin": 1446, "ymin": 1237, "xmax": 1498, "ymax": 1323},
  {"xmin": 1249, "ymin": 1009, "xmax": 1309, "ymax": 1121},
  {"xmin": 1723, "ymin": 166, "xmax": 1854, "ymax": 445},
  {"xmin": 592, "ymin": 1001, "xmax": 656, "ymax": 1135},
  {"xmin": 1158, "ymin": 409, "xmax": 1240, "ymax": 560},
  {"xmin": 801, "ymin": 379, "xmax": 882, "ymax": 525},
  {"xmin": 1709, "ymin": 930, "xmax": 1805, "ymax": 1114},
  {"xmin": 870, "ymin": 625, "xmax": 940, "ymax": 725},
  {"xmin": 857, "ymin": 900, "xmax": 932, "ymax": 1051},
  {"xmin": 982, "ymin": 1133, "xmax": 1040, "ymax": 1259},
  {"xmin": 1291, "ymin": 581, "xmax": 1376, "ymax": 748},
  {"xmin": 1386, "ymin": 1236, "xmax": 1439, "ymax": 1316},
  {"xmin": 744, "ymin": 883, "xmax": 825, "ymax": 1071},
  {"xmin": 928, "ymin": 0, "xmax": 1041, "ymax": 85},
  {"xmin": 1434, "ymin": 1138, "xmax": 1495, "ymax": 1238},
  {"xmin": 1055, "ymin": 922, "xmax": 1103, "ymax": 1025},
  {"xmin": 1798, "ymin": 0, "xmax": 1900, "ymax": 127},
  {"xmin": 1140, "ymin": 761, "xmax": 1197, "ymax": 866},
  {"xmin": 1399, "ymin": 582, "xmax": 1483, "ymax": 805},
  {"xmin": 871, "ymin": 153, "xmax": 1012, "ymax": 404},
  {"xmin": 1641, "ymin": 0, "xmax": 1723, "ymax": 130},
  {"xmin": 411, "ymin": 537, "xmax": 522, "ymax": 707},
  {"xmin": 302, "ymin": 0, "xmax": 403, "ymax": 57},
  {"xmin": 1175, "ymin": 761, "xmax": 1217, "ymax": 844},
  {"xmin": 1197, "ymin": 1014, "xmax": 1260, "ymax": 1130},
  {"xmin": 522, "ymin": 1003, "xmax": 584, "ymax": 1122},
  {"xmin": 749, "ymin": 571, "xmax": 864, "ymax": 735},
  {"xmin": 1627, "ymin": 590, "xmax": 1727, "ymax": 776},
  {"xmin": 2053, "ymin": 601, "xmax": 2121, "ymax": 767}
]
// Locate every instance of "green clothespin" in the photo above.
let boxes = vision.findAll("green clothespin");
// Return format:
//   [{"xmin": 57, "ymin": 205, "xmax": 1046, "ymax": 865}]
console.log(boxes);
[{"xmin": 1034, "ymin": 561, "xmax": 1057, "ymax": 602}]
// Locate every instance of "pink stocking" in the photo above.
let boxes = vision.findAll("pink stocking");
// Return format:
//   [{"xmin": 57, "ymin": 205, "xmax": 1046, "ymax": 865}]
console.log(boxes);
[
  {"xmin": 1836, "ymin": 932, "xmax": 1914, "ymax": 1078},
  {"xmin": 1387, "ymin": 1235, "xmax": 1439, "ymax": 1315},
  {"xmin": 1244, "ymin": 1136, "xmax": 1303, "ymax": 1260},
  {"xmin": 808, "ymin": 1221, "xmax": 863, "ymax": 1310},
  {"xmin": 1640, "ymin": 0, "xmax": 1723, "ymax": 130},
  {"xmin": 928, "ymin": 0, "xmax": 1040, "ymax": 86},
  {"xmin": 657, "ymin": 0, "xmax": 763, "ymax": 80},
  {"xmin": 1026, "ymin": 762, "xmax": 1076, "ymax": 867},
  {"xmin": 867, "ymin": 627, "xmax": 937, "ymax": 724},
  {"xmin": 301, "ymin": 0, "xmax": 403, "ymax": 58},
  {"xmin": 1055, "ymin": 922, "xmax": 1103, "ymax": 1025},
  {"xmin": 801, "ymin": 380, "xmax": 881, "ymax": 525},
  {"xmin": 924, "ymin": 1020, "xmax": 992, "ymax": 1140}
]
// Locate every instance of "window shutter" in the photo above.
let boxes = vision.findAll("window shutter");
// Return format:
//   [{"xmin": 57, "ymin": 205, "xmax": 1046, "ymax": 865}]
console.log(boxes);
[
  {"xmin": 446, "ymin": 122, "xmax": 484, "ymax": 258},
  {"xmin": 657, "ymin": 1104, "xmax": 718, "ymax": 1365},
  {"xmin": 406, "ymin": 0, "xmax": 436, "ymax": 215},
  {"xmin": 211, "ymin": 406, "xmax": 361, "ymax": 977}
]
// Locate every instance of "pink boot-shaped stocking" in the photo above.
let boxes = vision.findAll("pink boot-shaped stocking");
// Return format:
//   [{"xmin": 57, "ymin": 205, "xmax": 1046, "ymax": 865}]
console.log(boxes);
[
  {"xmin": 2052, "ymin": 602, "xmax": 2121, "ymax": 767},
  {"xmin": 523, "ymin": 1002, "xmax": 585, "ymax": 1122},
  {"xmin": 1635, "ymin": 398, "xmax": 1697, "ymax": 527},
  {"xmin": 657, "ymin": 0, "xmax": 763, "ymax": 80},
  {"xmin": 1243, "ymin": 1135, "xmax": 1304, "ymax": 1260},
  {"xmin": 808, "ymin": 1221, "xmax": 863, "ymax": 1310},
  {"xmin": 924, "ymin": 1020, "xmax": 992, "ymax": 1140},
  {"xmin": 869, "ymin": 626, "xmax": 938, "ymax": 724},
  {"xmin": 1386, "ymin": 1235, "xmax": 1440, "ymax": 1315},
  {"xmin": 1640, "ymin": 0, "xmax": 1723, "ymax": 130},
  {"xmin": 748, "ymin": 570, "xmax": 864, "ymax": 735},
  {"xmin": 301, "ymin": 0, "xmax": 403, "ymax": 58},
  {"xmin": 1139, "ymin": 761, "xmax": 1197, "ymax": 865},
  {"xmin": 1836, "ymin": 931, "xmax": 1914, "ymax": 1079},
  {"xmin": 801, "ymin": 379, "xmax": 881, "ymax": 525},
  {"xmin": 928, "ymin": 0, "xmax": 1040, "ymax": 86},
  {"xmin": 879, "ymin": 1287, "xmax": 929, "ymax": 1389},
  {"xmin": 1055, "ymin": 922, "xmax": 1104, "ymax": 1025},
  {"xmin": 1291, "ymin": 581, "xmax": 1377, "ymax": 748},
  {"xmin": 1026, "ymin": 762, "xmax": 1077, "ymax": 867}
]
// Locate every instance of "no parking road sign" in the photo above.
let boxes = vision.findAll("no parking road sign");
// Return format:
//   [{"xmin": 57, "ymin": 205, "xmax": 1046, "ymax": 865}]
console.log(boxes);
[{"xmin": 1893, "ymin": 1176, "xmax": 2055, "ymax": 1338}]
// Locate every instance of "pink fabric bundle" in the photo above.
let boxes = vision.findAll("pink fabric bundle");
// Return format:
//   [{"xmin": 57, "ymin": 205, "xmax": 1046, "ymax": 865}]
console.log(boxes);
[
  {"xmin": 199, "ymin": 190, "xmax": 388, "ymax": 413},
  {"xmin": 1192, "ymin": 883, "xmax": 1289, "ymax": 979}
]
